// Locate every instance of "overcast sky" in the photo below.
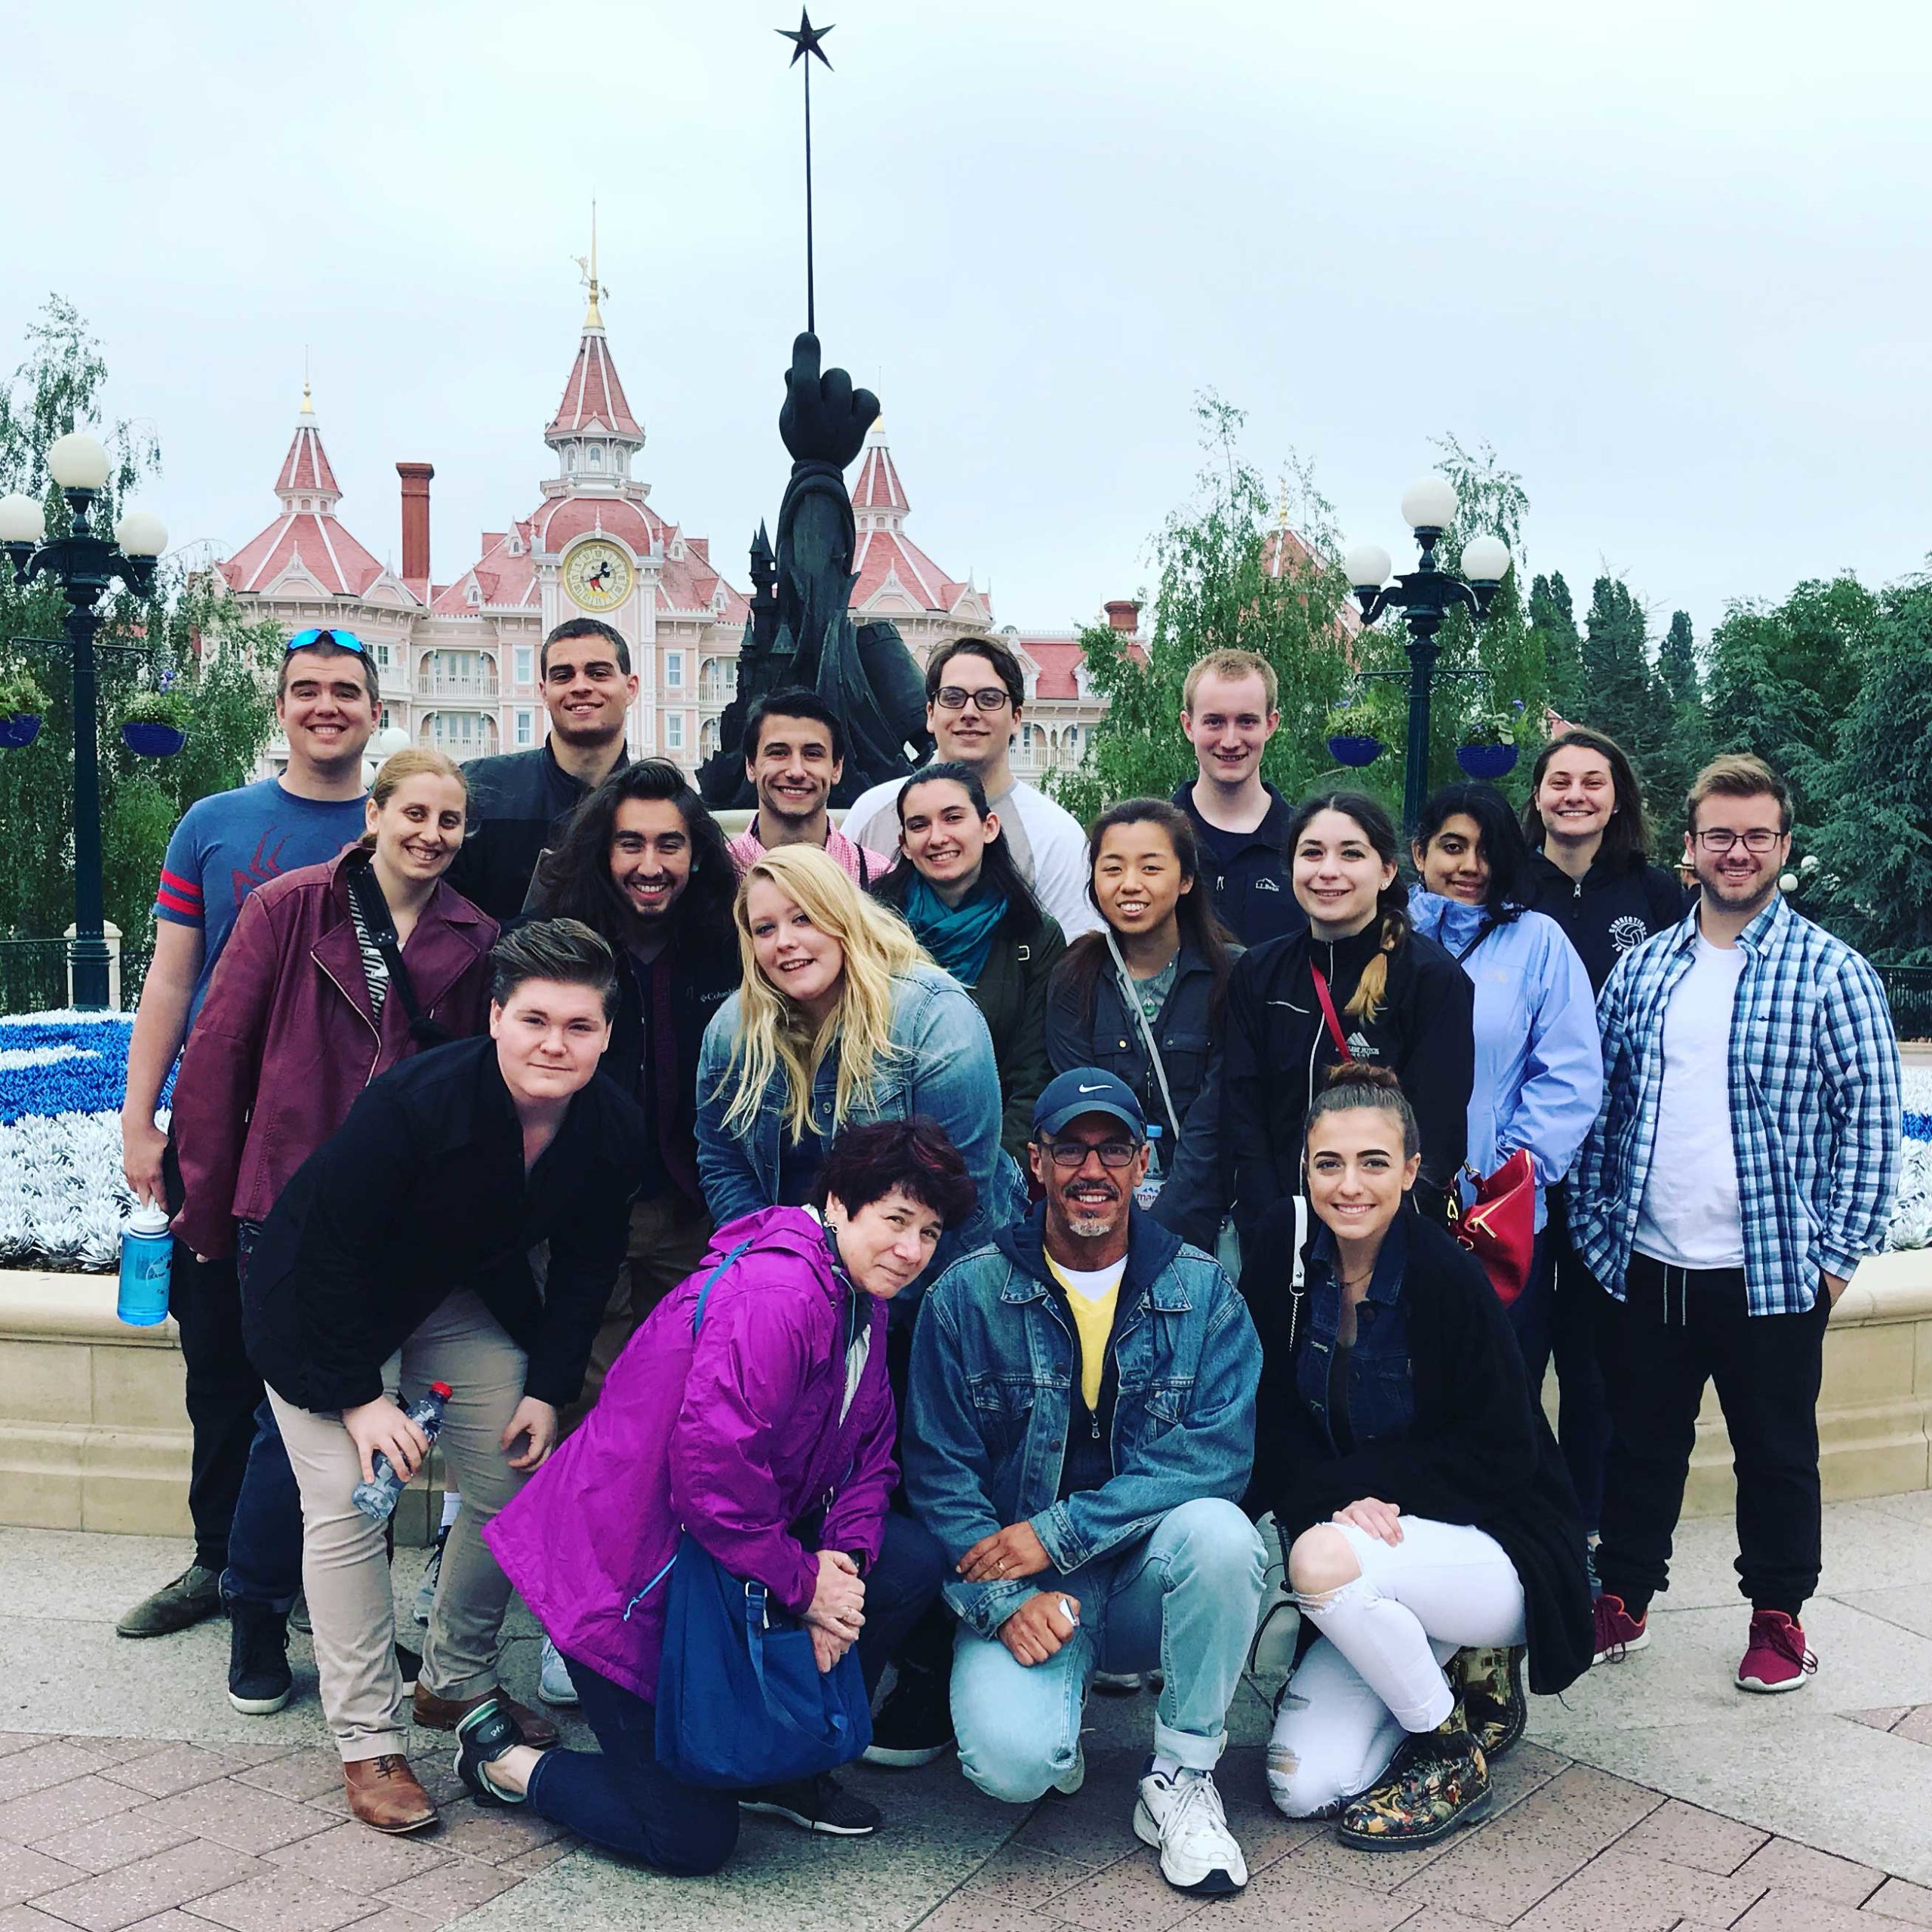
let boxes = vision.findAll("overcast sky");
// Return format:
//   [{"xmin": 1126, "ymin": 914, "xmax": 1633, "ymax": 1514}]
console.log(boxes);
[{"xmin": 5, "ymin": 0, "xmax": 1927, "ymax": 645}]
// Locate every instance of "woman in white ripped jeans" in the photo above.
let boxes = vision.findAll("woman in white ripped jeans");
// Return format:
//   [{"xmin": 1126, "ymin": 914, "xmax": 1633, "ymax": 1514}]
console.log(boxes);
[{"xmin": 1242, "ymin": 1064, "xmax": 1593, "ymax": 1853}]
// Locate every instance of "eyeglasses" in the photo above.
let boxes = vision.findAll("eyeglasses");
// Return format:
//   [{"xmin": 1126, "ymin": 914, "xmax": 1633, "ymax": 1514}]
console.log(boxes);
[
  {"xmin": 934, "ymin": 685, "xmax": 1011, "ymax": 712},
  {"xmin": 1694, "ymin": 828, "xmax": 1784, "ymax": 854},
  {"xmin": 285, "ymin": 627, "xmax": 368, "ymax": 657},
  {"xmin": 1039, "ymin": 1139, "xmax": 1140, "ymax": 1170}
]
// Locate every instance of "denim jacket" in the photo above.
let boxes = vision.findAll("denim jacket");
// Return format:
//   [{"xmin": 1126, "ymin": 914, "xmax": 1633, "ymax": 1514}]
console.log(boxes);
[
  {"xmin": 1294, "ymin": 1214, "xmax": 1418, "ymax": 1452},
  {"xmin": 905, "ymin": 1206, "xmax": 1261, "ymax": 1640},
  {"xmin": 695, "ymin": 962, "xmax": 1024, "ymax": 1279}
]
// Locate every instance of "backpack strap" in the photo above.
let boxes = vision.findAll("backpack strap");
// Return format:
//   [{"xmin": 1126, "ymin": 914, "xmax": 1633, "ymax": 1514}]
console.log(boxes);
[
  {"xmin": 1309, "ymin": 963, "xmax": 1353, "ymax": 1062},
  {"xmin": 344, "ymin": 860, "xmax": 452, "ymax": 1051}
]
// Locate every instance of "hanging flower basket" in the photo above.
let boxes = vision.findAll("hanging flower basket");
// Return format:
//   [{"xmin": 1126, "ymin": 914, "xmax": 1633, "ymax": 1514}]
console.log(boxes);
[
  {"xmin": 0, "ymin": 714, "xmax": 43, "ymax": 749},
  {"xmin": 122, "ymin": 721, "xmax": 187, "ymax": 758},
  {"xmin": 1327, "ymin": 733, "xmax": 1385, "ymax": 768},
  {"xmin": 1456, "ymin": 742, "xmax": 1518, "ymax": 780}
]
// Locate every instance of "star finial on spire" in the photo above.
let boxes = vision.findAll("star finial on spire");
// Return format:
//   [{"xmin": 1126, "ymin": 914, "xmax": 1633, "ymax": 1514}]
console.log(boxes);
[{"xmin": 777, "ymin": 8, "xmax": 834, "ymax": 68}]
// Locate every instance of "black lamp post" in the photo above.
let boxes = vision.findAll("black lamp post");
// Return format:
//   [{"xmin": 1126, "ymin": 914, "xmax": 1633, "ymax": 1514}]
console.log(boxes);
[
  {"xmin": 1343, "ymin": 478, "xmax": 1511, "ymax": 841},
  {"xmin": 0, "ymin": 434, "xmax": 166, "ymax": 1010}
]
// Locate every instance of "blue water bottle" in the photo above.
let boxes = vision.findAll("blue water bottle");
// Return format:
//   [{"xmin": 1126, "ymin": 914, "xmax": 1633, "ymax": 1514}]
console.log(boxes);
[{"xmin": 117, "ymin": 1204, "xmax": 174, "ymax": 1327}]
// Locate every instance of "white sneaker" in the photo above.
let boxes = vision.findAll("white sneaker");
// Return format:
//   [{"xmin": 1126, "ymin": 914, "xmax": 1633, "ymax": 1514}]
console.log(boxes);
[
  {"xmin": 1134, "ymin": 1765, "xmax": 1247, "ymax": 1895},
  {"xmin": 538, "ymin": 1636, "xmax": 579, "ymax": 1707}
]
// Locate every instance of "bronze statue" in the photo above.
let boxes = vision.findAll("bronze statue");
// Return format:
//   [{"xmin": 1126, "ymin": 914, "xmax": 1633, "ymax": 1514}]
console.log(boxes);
[{"xmin": 698, "ymin": 332, "xmax": 931, "ymax": 807}]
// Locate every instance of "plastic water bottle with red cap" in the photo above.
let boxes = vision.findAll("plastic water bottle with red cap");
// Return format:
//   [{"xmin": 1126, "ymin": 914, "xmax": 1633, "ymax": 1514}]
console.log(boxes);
[{"xmin": 351, "ymin": 1383, "xmax": 452, "ymax": 1522}]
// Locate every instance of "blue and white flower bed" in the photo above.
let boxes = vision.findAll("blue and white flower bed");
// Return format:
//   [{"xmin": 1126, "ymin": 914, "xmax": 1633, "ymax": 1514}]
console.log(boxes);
[
  {"xmin": 0, "ymin": 1010, "xmax": 1925, "ymax": 1272},
  {"xmin": 0, "ymin": 1011, "xmax": 162, "ymax": 1272}
]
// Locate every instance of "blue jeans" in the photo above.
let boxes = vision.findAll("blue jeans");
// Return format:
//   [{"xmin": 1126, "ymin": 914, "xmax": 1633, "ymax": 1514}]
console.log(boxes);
[
  {"xmin": 950, "ymin": 1498, "xmax": 1265, "ymax": 1804},
  {"xmin": 221, "ymin": 1223, "xmax": 304, "ymax": 1612},
  {"xmin": 527, "ymin": 1661, "xmax": 740, "ymax": 1875}
]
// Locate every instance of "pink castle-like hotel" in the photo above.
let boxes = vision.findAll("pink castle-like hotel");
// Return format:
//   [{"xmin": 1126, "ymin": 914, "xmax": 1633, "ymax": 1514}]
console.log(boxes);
[{"xmin": 217, "ymin": 269, "xmax": 1136, "ymax": 780}]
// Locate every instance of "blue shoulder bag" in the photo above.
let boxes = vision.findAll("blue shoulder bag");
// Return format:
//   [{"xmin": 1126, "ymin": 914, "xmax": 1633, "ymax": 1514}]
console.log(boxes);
[{"xmin": 654, "ymin": 1240, "xmax": 874, "ymax": 1788}]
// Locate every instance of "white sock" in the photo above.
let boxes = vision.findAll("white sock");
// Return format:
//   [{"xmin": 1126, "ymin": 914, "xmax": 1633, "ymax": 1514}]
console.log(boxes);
[
  {"xmin": 1151, "ymin": 1752, "xmax": 1185, "ymax": 1782},
  {"xmin": 439, "ymin": 1490, "xmax": 462, "ymax": 1532}
]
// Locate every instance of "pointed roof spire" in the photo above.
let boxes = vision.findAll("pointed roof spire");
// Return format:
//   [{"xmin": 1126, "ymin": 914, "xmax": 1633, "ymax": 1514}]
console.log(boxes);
[
  {"xmin": 549, "ymin": 213, "xmax": 642, "ymax": 448},
  {"xmin": 275, "ymin": 379, "xmax": 340, "ymax": 506},
  {"xmin": 577, "ymin": 201, "xmax": 606, "ymax": 332},
  {"xmin": 853, "ymin": 413, "xmax": 909, "ymax": 523}
]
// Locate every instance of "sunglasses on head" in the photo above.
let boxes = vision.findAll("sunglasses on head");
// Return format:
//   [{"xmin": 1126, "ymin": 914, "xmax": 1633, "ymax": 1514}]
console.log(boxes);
[{"xmin": 285, "ymin": 627, "xmax": 368, "ymax": 657}]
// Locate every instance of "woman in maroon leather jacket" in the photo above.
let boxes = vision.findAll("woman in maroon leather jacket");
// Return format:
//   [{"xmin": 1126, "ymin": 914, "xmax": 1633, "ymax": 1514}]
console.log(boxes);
[{"xmin": 173, "ymin": 747, "xmax": 497, "ymax": 1263}]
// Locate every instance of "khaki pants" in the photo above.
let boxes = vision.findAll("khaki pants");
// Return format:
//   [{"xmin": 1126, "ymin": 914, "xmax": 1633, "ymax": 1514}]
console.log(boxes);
[
  {"xmin": 270, "ymin": 1291, "xmax": 530, "ymax": 1762},
  {"xmin": 560, "ymin": 1192, "xmax": 712, "ymax": 1434}
]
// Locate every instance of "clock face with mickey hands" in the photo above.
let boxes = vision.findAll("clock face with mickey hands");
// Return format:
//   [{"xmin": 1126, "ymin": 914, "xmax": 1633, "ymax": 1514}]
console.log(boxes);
[{"xmin": 563, "ymin": 539, "xmax": 634, "ymax": 612}]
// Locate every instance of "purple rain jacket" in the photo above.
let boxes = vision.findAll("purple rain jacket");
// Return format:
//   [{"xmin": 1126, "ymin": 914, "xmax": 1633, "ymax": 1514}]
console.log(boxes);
[{"xmin": 483, "ymin": 1206, "xmax": 897, "ymax": 1703}]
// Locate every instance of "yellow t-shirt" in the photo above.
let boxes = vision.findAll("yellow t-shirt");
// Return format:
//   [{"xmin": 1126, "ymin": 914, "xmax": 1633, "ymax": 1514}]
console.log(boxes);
[{"xmin": 1044, "ymin": 1254, "xmax": 1126, "ymax": 1413}]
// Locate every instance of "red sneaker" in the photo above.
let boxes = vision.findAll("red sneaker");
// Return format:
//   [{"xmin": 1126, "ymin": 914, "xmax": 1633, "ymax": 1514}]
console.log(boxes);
[
  {"xmin": 1589, "ymin": 1592, "xmax": 1650, "ymax": 1666},
  {"xmin": 1737, "ymin": 1611, "xmax": 1817, "ymax": 1693}
]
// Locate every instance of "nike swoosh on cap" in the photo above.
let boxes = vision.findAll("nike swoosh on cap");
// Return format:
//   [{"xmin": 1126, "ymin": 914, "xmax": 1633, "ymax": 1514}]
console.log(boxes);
[{"xmin": 1077, "ymin": 1083, "xmax": 1109, "ymax": 1093}]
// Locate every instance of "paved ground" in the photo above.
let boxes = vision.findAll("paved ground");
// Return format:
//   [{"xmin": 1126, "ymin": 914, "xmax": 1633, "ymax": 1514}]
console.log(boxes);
[{"xmin": 0, "ymin": 1491, "xmax": 1929, "ymax": 1932}]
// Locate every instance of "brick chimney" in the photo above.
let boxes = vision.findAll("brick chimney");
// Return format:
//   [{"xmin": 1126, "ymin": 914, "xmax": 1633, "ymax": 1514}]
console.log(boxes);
[
  {"xmin": 1104, "ymin": 598, "xmax": 1141, "ymax": 635},
  {"xmin": 396, "ymin": 462, "xmax": 433, "ymax": 583}
]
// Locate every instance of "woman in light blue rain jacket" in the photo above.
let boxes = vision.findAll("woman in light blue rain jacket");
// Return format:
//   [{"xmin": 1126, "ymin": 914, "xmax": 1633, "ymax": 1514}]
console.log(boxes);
[{"xmin": 1408, "ymin": 784, "xmax": 1603, "ymax": 1367}]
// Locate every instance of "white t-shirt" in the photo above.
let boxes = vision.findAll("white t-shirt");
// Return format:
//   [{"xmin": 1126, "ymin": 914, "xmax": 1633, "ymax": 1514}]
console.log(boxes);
[
  {"xmin": 1048, "ymin": 1256, "xmax": 1128, "ymax": 1303},
  {"xmin": 1633, "ymin": 932, "xmax": 1748, "ymax": 1270},
  {"xmin": 842, "ymin": 774, "xmax": 1103, "ymax": 939}
]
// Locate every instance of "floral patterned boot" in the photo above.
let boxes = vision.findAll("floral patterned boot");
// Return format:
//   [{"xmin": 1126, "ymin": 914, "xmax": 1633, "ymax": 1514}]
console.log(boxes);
[
  {"xmin": 1452, "ymin": 1644, "xmax": 1527, "ymax": 1761},
  {"xmin": 1336, "ymin": 1706, "xmax": 1491, "ymax": 1850}
]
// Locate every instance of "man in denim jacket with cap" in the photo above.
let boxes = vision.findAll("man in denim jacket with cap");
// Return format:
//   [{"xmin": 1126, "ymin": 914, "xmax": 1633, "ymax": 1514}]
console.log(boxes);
[{"xmin": 906, "ymin": 1069, "xmax": 1265, "ymax": 1898}]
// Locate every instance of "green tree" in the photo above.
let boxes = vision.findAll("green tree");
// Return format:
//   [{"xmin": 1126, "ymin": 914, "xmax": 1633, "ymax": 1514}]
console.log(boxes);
[
  {"xmin": 1050, "ymin": 395, "xmax": 1352, "ymax": 825},
  {"xmin": 1660, "ymin": 610, "xmax": 1700, "ymax": 707},
  {"xmin": 1703, "ymin": 574, "xmax": 1878, "ymax": 844},
  {"xmin": 0, "ymin": 296, "xmax": 278, "ymax": 964},
  {"xmin": 1528, "ymin": 571, "xmax": 1583, "ymax": 724},
  {"xmin": 1807, "ymin": 574, "xmax": 1932, "ymax": 964}
]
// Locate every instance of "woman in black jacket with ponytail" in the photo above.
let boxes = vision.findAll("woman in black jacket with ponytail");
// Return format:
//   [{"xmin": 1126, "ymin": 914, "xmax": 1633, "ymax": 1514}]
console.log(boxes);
[{"xmin": 1221, "ymin": 793, "xmax": 1475, "ymax": 1243}]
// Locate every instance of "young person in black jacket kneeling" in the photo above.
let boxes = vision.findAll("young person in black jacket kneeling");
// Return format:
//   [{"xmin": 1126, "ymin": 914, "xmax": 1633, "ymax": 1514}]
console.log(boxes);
[
  {"xmin": 1247, "ymin": 1066, "xmax": 1590, "ymax": 1850},
  {"xmin": 243, "ymin": 920, "xmax": 647, "ymax": 1836}
]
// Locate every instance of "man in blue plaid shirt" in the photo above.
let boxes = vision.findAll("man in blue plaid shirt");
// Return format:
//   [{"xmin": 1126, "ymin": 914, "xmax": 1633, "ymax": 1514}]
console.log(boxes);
[{"xmin": 1571, "ymin": 754, "xmax": 1901, "ymax": 1695}]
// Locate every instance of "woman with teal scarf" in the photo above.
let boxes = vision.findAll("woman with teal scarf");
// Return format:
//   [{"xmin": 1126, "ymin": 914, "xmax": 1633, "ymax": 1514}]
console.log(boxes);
[{"xmin": 873, "ymin": 764, "xmax": 1065, "ymax": 1159}]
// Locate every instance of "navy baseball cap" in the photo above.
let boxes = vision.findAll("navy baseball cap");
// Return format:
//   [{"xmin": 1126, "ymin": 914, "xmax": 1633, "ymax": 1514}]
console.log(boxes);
[{"xmin": 1032, "ymin": 1068, "xmax": 1146, "ymax": 1143}]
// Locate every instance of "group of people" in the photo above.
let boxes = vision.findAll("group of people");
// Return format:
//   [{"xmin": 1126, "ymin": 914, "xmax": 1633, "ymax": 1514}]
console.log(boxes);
[{"xmin": 113, "ymin": 615, "xmax": 1903, "ymax": 1898}]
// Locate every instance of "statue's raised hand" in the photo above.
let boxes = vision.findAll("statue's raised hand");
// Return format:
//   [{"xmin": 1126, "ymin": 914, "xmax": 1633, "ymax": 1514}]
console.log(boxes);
[{"xmin": 780, "ymin": 331, "xmax": 878, "ymax": 469}]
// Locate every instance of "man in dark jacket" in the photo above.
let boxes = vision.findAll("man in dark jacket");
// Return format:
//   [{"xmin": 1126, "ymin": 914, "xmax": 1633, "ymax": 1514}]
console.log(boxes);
[
  {"xmin": 446, "ymin": 619, "xmax": 635, "ymax": 921},
  {"xmin": 1171, "ymin": 649, "xmax": 1306, "ymax": 947},
  {"xmin": 243, "ymin": 921, "xmax": 647, "ymax": 1832}
]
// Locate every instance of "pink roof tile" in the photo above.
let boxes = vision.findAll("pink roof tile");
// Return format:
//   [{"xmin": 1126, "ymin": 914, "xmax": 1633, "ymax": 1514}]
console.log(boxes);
[
  {"xmin": 546, "ymin": 331, "xmax": 641, "ymax": 438},
  {"xmin": 217, "ymin": 512, "xmax": 386, "ymax": 598},
  {"xmin": 275, "ymin": 423, "xmax": 338, "ymax": 497},
  {"xmin": 853, "ymin": 441, "xmax": 908, "ymax": 512}
]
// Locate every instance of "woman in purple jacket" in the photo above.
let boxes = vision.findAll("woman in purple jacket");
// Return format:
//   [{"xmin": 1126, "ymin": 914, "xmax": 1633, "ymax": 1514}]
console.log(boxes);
[{"xmin": 472, "ymin": 1119, "xmax": 976, "ymax": 1872}]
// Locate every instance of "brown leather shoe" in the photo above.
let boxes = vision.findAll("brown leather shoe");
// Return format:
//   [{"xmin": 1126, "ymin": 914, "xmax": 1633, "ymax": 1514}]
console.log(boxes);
[
  {"xmin": 412, "ymin": 1683, "xmax": 560, "ymax": 1748},
  {"xmin": 343, "ymin": 1754, "xmax": 438, "ymax": 1834}
]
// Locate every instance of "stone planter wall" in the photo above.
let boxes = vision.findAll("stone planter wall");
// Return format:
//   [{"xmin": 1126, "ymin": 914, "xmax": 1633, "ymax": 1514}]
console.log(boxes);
[{"xmin": 1, "ymin": 1251, "xmax": 1927, "ymax": 1540}]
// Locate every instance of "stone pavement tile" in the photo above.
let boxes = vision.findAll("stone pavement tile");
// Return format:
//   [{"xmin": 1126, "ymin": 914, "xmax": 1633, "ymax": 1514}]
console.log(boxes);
[
  {"xmin": 35, "ymin": 1818, "xmax": 195, "ymax": 1879},
  {"xmin": 183, "ymin": 1872, "xmax": 377, "ymax": 1932},
  {"xmin": 369, "ymin": 1863, "xmax": 516, "ymax": 1929},
  {"xmin": 904, "ymin": 1899, "xmax": 1066, "ymax": 1932},
  {"xmin": 263, "ymin": 1826, "xmax": 449, "ymax": 1896},
  {"xmin": 1176, "ymin": 1857, "xmax": 1411, "ymax": 1930},
  {"xmin": 1012, "ymin": 1755, "xmax": 1146, "ymax": 1866},
  {"xmin": 1386, "ymin": 1764, "xmax": 1664, "ymax": 1925},
  {"xmin": 1838, "ymin": 1589, "xmax": 1932, "ymax": 1644},
  {"xmin": 1847, "ymin": 1708, "xmax": 1912, "ymax": 1732},
  {"xmin": 0, "ymin": 1910, "xmax": 91, "ymax": 1932},
  {"xmin": 0, "ymin": 1848, "xmax": 84, "ymax": 1907},
  {"xmin": 494, "ymin": 1847, "xmax": 570, "ymax": 1879},
  {"xmin": 1733, "ymin": 1890, "xmax": 1881, "ymax": 1930},
  {"xmin": 1031, "ymin": 1845, "xmax": 1202, "ymax": 1932},
  {"xmin": 228, "ymin": 1761, "xmax": 340, "ymax": 1808},
  {"xmin": 0, "ymin": 1749, "xmax": 117, "ymax": 1805},
  {"xmin": 1611, "ymin": 1795, "xmax": 1771, "ymax": 1875},
  {"xmin": 119, "ymin": 1915, "xmax": 228, "ymax": 1932},
  {"xmin": 306, "ymin": 1915, "xmax": 431, "ymax": 1932},
  {"xmin": 0, "ymin": 1532, "xmax": 208, "ymax": 1626},
  {"xmin": 1506, "ymin": 1847, "xmax": 1768, "ymax": 1930},
  {"xmin": 1866, "ymin": 1876, "xmax": 1932, "ymax": 1925},
  {"xmin": 0, "ymin": 1778, "xmax": 145, "ymax": 1847},
  {"xmin": 31, "ymin": 1841, "xmax": 266, "ymax": 1932},
  {"xmin": 1383, "ymin": 1914, "xmax": 1503, "ymax": 1931},
  {"xmin": 1893, "ymin": 1705, "xmax": 1932, "ymax": 1745},
  {"xmin": 99, "ymin": 1755, "xmax": 242, "ymax": 1804},
  {"xmin": 1281, "ymin": 1826, "xmax": 1462, "ymax": 1897},
  {"xmin": 414, "ymin": 1801, "xmax": 568, "ymax": 1868},
  {"xmin": 1733, "ymin": 1836, "xmax": 1885, "ymax": 1906},
  {"xmin": 0, "ymin": 1747, "xmax": 48, "ymax": 1764},
  {"xmin": 55, "ymin": 1749, "xmax": 170, "ymax": 1776},
  {"xmin": 129, "ymin": 1785, "xmax": 335, "ymax": 1859}
]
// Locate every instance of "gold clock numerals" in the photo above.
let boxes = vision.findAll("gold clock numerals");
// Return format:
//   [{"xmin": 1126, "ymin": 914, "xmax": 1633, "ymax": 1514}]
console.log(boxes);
[{"xmin": 565, "ymin": 540, "xmax": 633, "ymax": 612}]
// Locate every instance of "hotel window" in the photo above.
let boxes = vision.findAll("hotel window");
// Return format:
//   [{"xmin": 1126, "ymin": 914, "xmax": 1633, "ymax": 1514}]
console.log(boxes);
[
  {"xmin": 515, "ymin": 709, "xmax": 534, "ymax": 749},
  {"xmin": 666, "ymin": 712, "xmax": 685, "ymax": 752},
  {"xmin": 666, "ymin": 651, "xmax": 685, "ymax": 689},
  {"xmin": 514, "ymin": 646, "xmax": 534, "ymax": 688}
]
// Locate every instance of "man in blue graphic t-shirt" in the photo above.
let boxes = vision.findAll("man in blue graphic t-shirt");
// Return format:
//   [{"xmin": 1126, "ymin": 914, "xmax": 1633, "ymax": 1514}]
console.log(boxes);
[{"xmin": 115, "ymin": 632, "xmax": 377, "ymax": 1640}]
